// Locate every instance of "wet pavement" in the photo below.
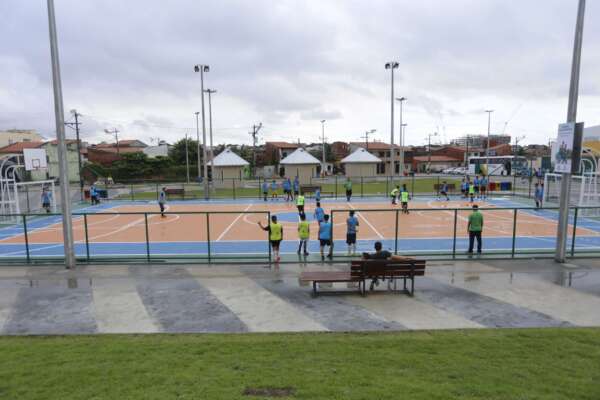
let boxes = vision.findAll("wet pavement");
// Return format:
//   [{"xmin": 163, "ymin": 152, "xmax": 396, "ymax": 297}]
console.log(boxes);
[{"xmin": 1, "ymin": 258, "xmax": 600, "ymax": 335}]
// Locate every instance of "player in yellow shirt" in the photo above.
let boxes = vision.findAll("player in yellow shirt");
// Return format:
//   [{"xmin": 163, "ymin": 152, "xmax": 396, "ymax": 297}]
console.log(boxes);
[
  {"xmin": 258, "ymin": 215, "xmax": 283, "ymax": 263},
  {"xmin": 297, "ymin": 213, "xmax": 310, "ymax": 256}
]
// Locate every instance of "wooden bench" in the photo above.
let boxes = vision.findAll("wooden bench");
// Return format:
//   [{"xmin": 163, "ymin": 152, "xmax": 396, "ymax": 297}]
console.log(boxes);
[
  {"xmin": 165, "ymin": 188, "xmax": 185, "ymax": 199},
  {"xmin": 300, "ymin": 258, "xmax": 426, "ymax": 297},
  {"xmin": 300, "ymin": 185, "xmax": 321, "ymax": 195},
  {"xmin": 434, "ymin": 183, "xmax": 456, "ymax": 192}
]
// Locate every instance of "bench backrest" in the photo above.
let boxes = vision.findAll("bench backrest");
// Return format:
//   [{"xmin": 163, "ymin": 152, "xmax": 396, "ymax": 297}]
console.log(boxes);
[{"xmin": 351, "ymin": 259, "xmax": 426, "ymax": 277}]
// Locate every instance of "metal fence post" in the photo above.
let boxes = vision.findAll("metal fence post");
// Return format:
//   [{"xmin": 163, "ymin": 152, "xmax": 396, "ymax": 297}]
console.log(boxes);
[
  {"xmin": 511, "ymin": 209, "xmax": 518, "ymax": 257},
  {"xmin": 452, "ymin": 209, "xmax": 457, "ymax": 259},
  {"xmin": 131, "ymin": 184, "xmax": 134, "ymax": 201},
  {"xmin": 25, "ymin": 186, "xmax": 30, "ymax": 213},
  {"xmin": 330, "ymin": 210, "xmax": 334, "ymax": 256},
  {"xmin": 334, "ymin": 175, "xmax": 338, "ymax": 199},
  {"xmin": 206, "ymin": 213, "xmax": 211, "ymax": 262},
  {"xmin": 258, "ymin": 177, "xmax": 262, "ymax": 199},
  {"xmin": 411, "ymin": 174, "xmax": 415, "ymax": 198},
  {"xmin": 23, "ymin": 215, "xmax": 30, "ymax": 264},
  {"xmin": 267, "ymin": 211, "xmax": 272, "ymax": 263},
  {"xmin": 155, "ymin": 183, "xmax": 159, "ymax": 201},
  {"xmin": 144, "ymin": 213, "xmax": 150, "ymax": 262},
  {"xmin": 394, "ymin": 209, "xmax": 399, "ymax": 254},
  {"xmin": 571, "ymin": 207, "xmax": 579, "ymax": 257},
  {"xmin": 83, "ymin": 214, "xmax": 90, "ymax": 262},
  {"xmin": 385, "ymin": 176, "xmax": 389, "ymax": 198}
]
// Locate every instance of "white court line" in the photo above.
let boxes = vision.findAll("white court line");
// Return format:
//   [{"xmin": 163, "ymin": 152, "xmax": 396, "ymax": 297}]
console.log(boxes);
[
  {"xmin": 348, "ymin": 203, "xmax": 384, "ymax": 239},
  {"xmin": 216, "ymin": 204, "xmax": 252, "ymax": 241}
]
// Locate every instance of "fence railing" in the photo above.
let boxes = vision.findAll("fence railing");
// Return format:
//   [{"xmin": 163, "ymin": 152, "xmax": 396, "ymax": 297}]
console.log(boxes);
[
  {"xmin": 1, "ymin": 205, "xmax": 599, "ymax": 265},
  {"xmin": 96, "ymin": 174, "xmax": 541, "ymax": 202}
]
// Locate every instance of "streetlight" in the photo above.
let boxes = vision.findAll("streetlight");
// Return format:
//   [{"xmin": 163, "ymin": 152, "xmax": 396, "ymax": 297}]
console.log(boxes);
[
  {"xmin": 427, "ymin": 132, "xmax": 438, "ymax": 173},
  {"xmin": 385, "ymin": 61, "xmax": 399, "ymax": 178},
  {"xmin": 320, "ymin": 120, "xmax": 326, "ymax": 177},
  {"xmin": 485, "ymin": 109, "xmax": 494, "ymax": 174},
  {"xmin": 396, "ymin": 97, "xmax": 407, "ymax": 176},
  {"xmin": 205, "ymin": 88, "xmax": 217, "ymax": 181},
  {"xmin": 194, "ymin": 112, "xmax": 201, "ymax": 178},
  {"xmin": 361, "ymin": 129, "xmax": 376, "ymax": 150},
  {"xmin": 194, "ymin": 64, "xmax": 210, "ymax": 200}
]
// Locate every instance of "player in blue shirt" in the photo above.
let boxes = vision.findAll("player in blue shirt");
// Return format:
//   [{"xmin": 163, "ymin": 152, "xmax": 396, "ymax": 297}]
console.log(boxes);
[
  {"xmin": 270, "ymin": 180, "xmax": 278, "ymax": 200},
  {"xmin": 315, "ymin": 188, "xmax": 321, "ymax": 202},
  {"xmin": 318, "ymin": 214, "xmax": 333, "ymax": 260},
  {"xmin": 314, "ymin": 202, "xmax": 325, "ymax": 224},
  {"xmin": 293, "ymin": 177, "xmax": 300, "ymax": 198},
  {"xmin": 473, "ymin": 176, "xmax": 480, "ymax": 199},
  {"xmin": 534, "ymin": 183, "xmax": 544, "ymax": 209},
  {"xmin": 346, "ymin": 210, "xmax": 359, "ymax": 255},
  {"xmin": 261, "ymin": 181, "xmax": 269, "ymax": 202},
  {"xmin": 283, "ymin": 178, "xmax": 292, "ymax": 202},
  {"xmin": 41, "ymin": 187, "xmax": 52, "ymax": 213}
]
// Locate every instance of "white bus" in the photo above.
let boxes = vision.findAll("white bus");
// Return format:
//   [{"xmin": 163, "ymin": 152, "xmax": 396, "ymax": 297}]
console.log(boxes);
[{"xmin": 468, "ymin": 156, "xmax": 527, "ymax": 176}]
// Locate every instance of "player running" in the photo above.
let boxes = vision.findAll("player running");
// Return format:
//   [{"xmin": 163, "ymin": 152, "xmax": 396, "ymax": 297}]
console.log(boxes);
[
  {"xmin": 390, "ymin": 185, "xmax": 400, "ymax": 205},
  {"xmin": 439, "ymin": 181, "xmax": 450, "ymax": 201},
  {"xmin": 400, "ymin": 184, "xmax": 410, "ymax": 214},
  {"xmin": 258, "ymin": 215, "xmax": 283, "ymax": 263}
]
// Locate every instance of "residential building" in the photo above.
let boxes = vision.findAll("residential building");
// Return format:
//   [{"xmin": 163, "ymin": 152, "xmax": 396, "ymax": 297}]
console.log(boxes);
[
  {"xmin": 41, "ymin": 140, "xmax": 81, "ymax": 182},
  {"xmin": 264, "ymin": 142, "xmax": 299, "ymax": 165},
  {"xmin": 92, "ymin": 139, "xmax": 148, "ymax": 154},
  {"xmin": 87, "ymin": 147, "xmax": 122, "ymax": 166},
  {"xmin": 451, "ymin": 134, "xmax": 511, "ymax": 148},
  {"xmin": 341, "ymin": 148, "xmax": 382, "ymax": 177},
  {"xmin": 143, "ymin": 142, "xmax": 171, "ymax": 158},
  {"xmin": 331, "ymin": 141, "xmax": 350, "ymax": 161},
  {"xmin": 0, "ymin": 129, "xmax": 44, "ymax": 148}
]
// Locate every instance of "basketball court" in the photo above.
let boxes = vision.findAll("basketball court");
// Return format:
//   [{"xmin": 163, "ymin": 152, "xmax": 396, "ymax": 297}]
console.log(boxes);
[{"xmin": 1, "ymin": 195, "xmax": 600, "ymax": 261}]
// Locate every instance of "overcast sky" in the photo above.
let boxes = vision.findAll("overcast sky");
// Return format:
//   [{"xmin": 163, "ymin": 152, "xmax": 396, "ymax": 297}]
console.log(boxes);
[{"xmin": 1, "ymin": 0, "xmax": 599, "ymax": 147}]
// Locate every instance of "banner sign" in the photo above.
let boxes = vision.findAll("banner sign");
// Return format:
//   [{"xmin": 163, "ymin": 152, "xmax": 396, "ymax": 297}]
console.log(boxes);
[{"xmin": 554, "ymin": 123, "xmax": 575, "ymax": 173}]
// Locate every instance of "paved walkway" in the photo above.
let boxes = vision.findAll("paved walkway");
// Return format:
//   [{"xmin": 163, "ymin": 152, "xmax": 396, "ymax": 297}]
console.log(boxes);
[{"xmin": 1, "ymin": 258, "xmax": 600, "ymax": 335}]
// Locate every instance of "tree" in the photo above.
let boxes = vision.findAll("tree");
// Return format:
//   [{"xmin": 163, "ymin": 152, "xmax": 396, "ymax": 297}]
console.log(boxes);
[{"xmin": 169, "ymin": 138, "xmax": 201, "ymax": 165}]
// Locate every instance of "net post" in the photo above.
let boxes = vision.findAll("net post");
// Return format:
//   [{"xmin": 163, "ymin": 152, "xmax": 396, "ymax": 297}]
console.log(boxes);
[
  {"xmin": 394, "ymin": 209, "xmax": 399, "ymax": 254},
  {"xmin": 452, "ymin": 209, "xmax": 458, "ymax": 259},
  {"xmin": 511, "ymin": 209, "xmax": 518, "ymax": 257},
  {"xmin": 206, "ymin": 213, "xmax": 211, "ymax": 263},
  {"xmin": 83, "ymin": 214, "xmax": 90, "ymax": 262},
  {"xmin": 267, "ymin": 211, "xmax": 272, "ymax": 263},
  {"xmin": 23, "ymin": 214, "xmax": 30, "ymax": 264},
  {"xmin": 571, "ymin": 207, "xmax": 579, "ymax": 257},
  {"xmin": 144, "ymin": 213, "xmax": 150, "ymax": 262}
]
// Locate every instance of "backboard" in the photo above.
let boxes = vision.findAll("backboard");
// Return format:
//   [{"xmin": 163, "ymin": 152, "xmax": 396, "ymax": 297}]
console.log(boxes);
[{"xmin": 23, "ymin": 148, "xmax": 48, "ymax": 171}]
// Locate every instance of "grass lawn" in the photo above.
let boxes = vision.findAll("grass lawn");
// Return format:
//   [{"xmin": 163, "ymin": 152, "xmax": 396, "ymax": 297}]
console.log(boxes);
[
  {"xmin": 1, "ymin": 328, "xmax": 599, "ymax": 399},
  {"xmin": 116, "ymin": 177, "xmax": 463, "ymax": 200}
]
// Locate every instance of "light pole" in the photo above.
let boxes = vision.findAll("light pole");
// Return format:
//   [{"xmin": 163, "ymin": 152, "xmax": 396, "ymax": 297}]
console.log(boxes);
[
  {"xmin": 556, "ymin": 0, "xmax": 586, "ymax": 263},
  {"xmin": 361, "ymin": 129, "xmax": 376, "ymax": 151},
  {"xmin": 185, "ymin": 132, "xmax": 190, "ymax": 184},
  {"xmin": 320, "ymin": 119, "xmax": 326, "ymax": 176},
  {"xmin": 46, "ymin": 0, "xmax": 75, "ymax": 268},
  {"xmin": 401, "ymin": 123, "xmax": 407, "ymax": 173},
  {"xmin": 194, "ymin": 112, "xmax": 201, "ymax": 179},
  {"xmin": 194, "ymin": 64, "xmax": 210, "ymax": 200},
  {"xmin": 427, "ymin": 132, "xmax": 438, "ymax": 173},
  {"xmin": 205, "ymin": 89, "xmax": 217, "ymax": 179},
  {"xmin": 485, "ymin": 110, "xmax": 494, "ymax": 174},
  {"xmin": 396, "ymin": 97, "xmax": 406, "ymax": 176},
  {"xmin": 385, "ymin": 61, "xmax": 399, "ymax": 178}
]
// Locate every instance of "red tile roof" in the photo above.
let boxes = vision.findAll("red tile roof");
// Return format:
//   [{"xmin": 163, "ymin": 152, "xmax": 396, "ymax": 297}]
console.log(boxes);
[
  {"xmin": 266, "ymin": 141, "xmax": 300, "ymax": 149},
  {"xmin": 45, "ymin": 139, "xmax": 79, "ymax": 145},
  {"xmin": 0, "ymin": 141, "xmax": 44, "ymax": 153},
  {"xmin": 350, "ymin": 142, "xmax": 399, "ymax": 150}
]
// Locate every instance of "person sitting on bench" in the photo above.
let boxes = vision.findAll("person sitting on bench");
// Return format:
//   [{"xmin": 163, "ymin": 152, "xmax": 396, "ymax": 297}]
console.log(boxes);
[{"xmin": 362, "ymin": 241, "xmax": 392, "ymax": 290}]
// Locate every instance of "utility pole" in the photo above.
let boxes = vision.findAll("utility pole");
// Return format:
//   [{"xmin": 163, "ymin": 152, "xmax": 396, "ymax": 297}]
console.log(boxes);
[
  {"xmin": 194, "ymin": 64, "xmax": 210, "ymax": 200},
  {"xmin": 361, "ymin": 129, "xmax": 376, "ymax": 151},
  {"xmin": 556, "ymin": 0, "xmax": 586, "ymax": 263},
  {"xmin": 385, "ymin": 61, "xmax": 399, "ymax": 179},
  {"xmin": 320, "ymin": 120, "xmax": 327, "ymax": 177},
  {"xmin": 427, "ymin": 132, "xmax": 438, "ymax": 173},
  {"xmin": 65, "ymin": 109, "xmax": 83, "ymax": 201},
  {"xmin": 205, "ymin": 89, "xmax": 217, "ymax": 178},
  {"xmin": 47, "ymin": 0, "xmax": 75, "ymax": 269},
  {"xmin": 185, "ymin": 132, "xmax": 190, "ymax": 183},
  {"xmin": 401, "ymin": 123, "xmax": 407, "ymax": 173},
  {"xmin": 396, "ymin": 97, "xmax": 406, "ymax": 176},
  {"xmin": 485, "ymin": 110, "xmax": 494, "ymax": 174},
  {"xmin": 104, "ymin": 128, "xmax": 120, "ymax": 154},
  {"xmin": 249, "ymin": 123, "xmax": 263, "ymax": 176},
  {"xmin": 465, "ymin": 135, "xmax": 470, "ymax": 171}
]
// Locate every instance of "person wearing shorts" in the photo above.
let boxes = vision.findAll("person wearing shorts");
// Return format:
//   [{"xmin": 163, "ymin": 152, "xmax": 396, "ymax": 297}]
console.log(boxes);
[
  {"xmin": 41, "ymin": 187, "xmax": 52, "ymax": 213},
  {"xmin": 439, "ymin": 181, "xmax": 449, "ymax": 201},
  {"xmin": 480, "ymin": 175, "xmax": 488, "ymax": 199},
  {"xmin": 390, "ymin": 185, "xmax": 400, "ymax": 205},
  {"xmin": 460, "ymin": 178, "xmax": 467, "ymax": 198},
  {"xmin": 261, "ymin": 181, "xmax": 269, "ymax": 202},
  {"xmin": 293, "ymin": 176, "xmax": 299, "ymax": 198},
  {"xmin": 534, "ymin": 183, "xmax": 544, "ymax": 209},
  {"xmin": 400, "ymin": 185, "xmax": 409, "ymax": 214},
  {"xmin": 297, "ymin": 213, "xmax": 310, "ymax": 256},
  {"xmin": 258, "ymin": 215, "xmax": 283, "ymax": 263},
  {"xmin": 270, "ymin": 180, "xmax": 278, "ymax": 200},
  {"xmin": 318, "ymin": 214, "xmax": 333, "ymax": 261},
  {"xmin": 468, "ymin": 181, "xmax": 475, "ymax": 203},
  {"xmin": 283, "ymin": 178, "xmax": 292, "ymax": 202},
  {"xmin": 473, "ymin": 176, "xmax": 480, "ymax": 199},
  {"xmin": 346, "ymin": 210, "xmax": 359, "ymax": 255},
  {"xmin": 296, "ymin": 193, "xmax": 305, "ymax": 214},
  {"xmin": 314, "ymin": 202, "xmax": 325, "ymax": 225}
]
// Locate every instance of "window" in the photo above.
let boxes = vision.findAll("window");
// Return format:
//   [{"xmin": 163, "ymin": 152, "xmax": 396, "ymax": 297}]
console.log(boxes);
[{"xmin": 379, "ymin": 152, "xmax": 385, "ymax": 157}]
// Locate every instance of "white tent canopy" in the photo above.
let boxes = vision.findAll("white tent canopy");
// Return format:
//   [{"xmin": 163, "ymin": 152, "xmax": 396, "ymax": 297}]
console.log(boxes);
[
  {"xmin": 341, "ymin": 148, "xmax": 382, "ymax": 164},
  {"xmin": 212, "ymin": 148, "xmax": 249, "ymax": 167},
  {"xmin": 279, "ymin": 148, "xmax": 320, "ymax": 165}
]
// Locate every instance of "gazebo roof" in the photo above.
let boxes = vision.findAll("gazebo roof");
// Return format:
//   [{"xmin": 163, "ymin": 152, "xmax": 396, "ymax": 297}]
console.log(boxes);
[
  {"xmin": 341, "ymin": 148, "xmax": 382, "ymax": 164},
  {"xmin": 280, "ymin": 148, "xmax": 320, "ymax": 165},
  {"xmin": 212, "ymin": 148, "xmax": 249, "ymax": 167}
]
